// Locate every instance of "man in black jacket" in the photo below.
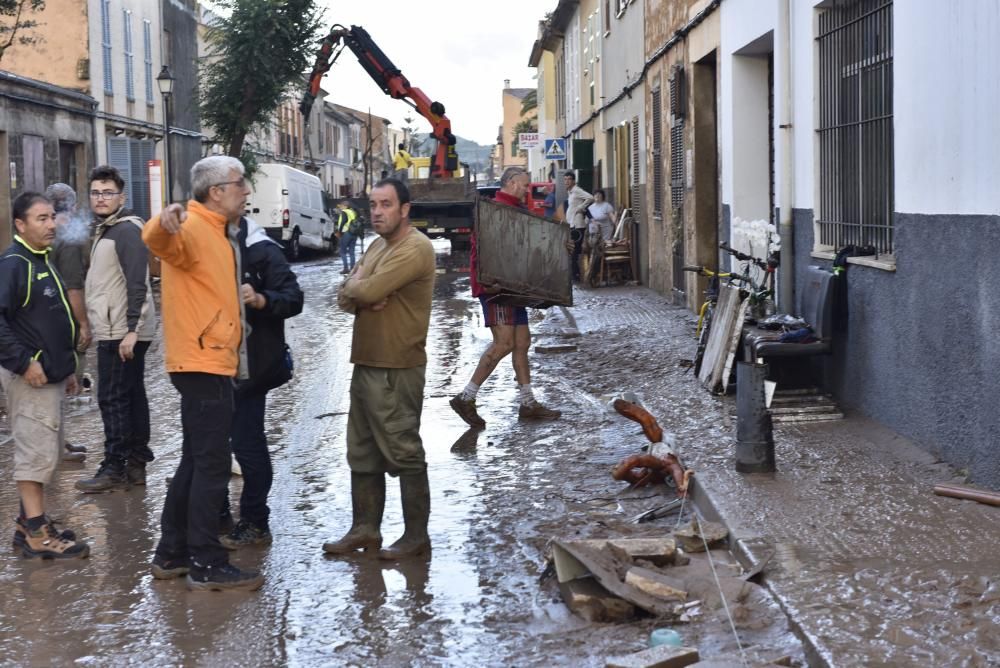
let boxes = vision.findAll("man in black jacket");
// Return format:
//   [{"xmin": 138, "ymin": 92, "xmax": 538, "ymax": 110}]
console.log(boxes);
[
  {"xmin": 0, "ymin": 192, "xmax": 89, "ymax": 559},
  {"xmin": 220, "ymin": 216, "xmax": 304, "ymax": 548}
]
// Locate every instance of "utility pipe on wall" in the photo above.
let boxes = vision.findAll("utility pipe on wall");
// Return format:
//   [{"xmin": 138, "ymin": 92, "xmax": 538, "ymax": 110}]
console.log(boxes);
[{"xmin": 778, "ymin": 0, "xmax": 795, "ymax": 313}]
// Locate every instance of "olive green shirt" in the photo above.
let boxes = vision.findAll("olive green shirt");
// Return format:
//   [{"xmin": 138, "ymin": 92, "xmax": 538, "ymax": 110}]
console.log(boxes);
[{"xmin": 338, "ymin": 227, "xmax": 435, "ymax": 368}]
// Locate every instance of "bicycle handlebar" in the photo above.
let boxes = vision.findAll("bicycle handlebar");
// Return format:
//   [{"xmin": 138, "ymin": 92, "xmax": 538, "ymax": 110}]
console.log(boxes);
[
  {"xmin": 719, "ymin": 242, "xmax": 770, "ymax": 271},
  {"xmin": 683, "ymin": 265, "xmax": 704, "ymax": 273}
]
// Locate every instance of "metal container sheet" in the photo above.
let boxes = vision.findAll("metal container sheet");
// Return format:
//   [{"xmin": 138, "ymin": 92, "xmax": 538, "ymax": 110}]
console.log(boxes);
[{"xmin": 474, "ymin": 198, "xmax": 572, "ymax": 308}]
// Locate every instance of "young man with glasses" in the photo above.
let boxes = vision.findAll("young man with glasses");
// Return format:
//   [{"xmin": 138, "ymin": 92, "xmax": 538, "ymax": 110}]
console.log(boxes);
[{"xmin": 74, "ymin": 166, "xmax": 158, "ymax": 493}]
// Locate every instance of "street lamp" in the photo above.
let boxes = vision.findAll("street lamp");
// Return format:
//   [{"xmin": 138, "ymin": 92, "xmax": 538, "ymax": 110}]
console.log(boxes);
[{"xmin": 156, "ymin": 65, "xmax": 175, "ymax": 203}]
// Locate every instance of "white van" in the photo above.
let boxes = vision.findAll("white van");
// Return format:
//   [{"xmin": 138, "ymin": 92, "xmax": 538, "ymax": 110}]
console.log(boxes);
[{"xmin": 245, "ymin": 163, "xmax": 334, "ymax": 259}]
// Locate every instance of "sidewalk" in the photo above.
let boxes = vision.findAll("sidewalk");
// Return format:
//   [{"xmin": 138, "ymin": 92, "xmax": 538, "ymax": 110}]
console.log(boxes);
[{"xmin": 546, "ymin": 284, "xmax": 1000, "ymax": 667}]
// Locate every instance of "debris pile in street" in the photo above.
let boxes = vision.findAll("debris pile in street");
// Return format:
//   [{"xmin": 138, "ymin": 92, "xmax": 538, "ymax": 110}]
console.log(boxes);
[{"xmin": 610, "ymin": 397, "xmax": 693, "ymax": 497}]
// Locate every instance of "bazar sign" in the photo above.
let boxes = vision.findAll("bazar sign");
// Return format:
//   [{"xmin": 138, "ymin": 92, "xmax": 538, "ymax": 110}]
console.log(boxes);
[{"xmin": 518, "ymin": 132, "xmax": 540, "ymax": 149}]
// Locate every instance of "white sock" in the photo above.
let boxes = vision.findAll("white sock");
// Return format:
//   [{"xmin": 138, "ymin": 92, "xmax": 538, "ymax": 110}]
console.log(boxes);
[
  {"xmin": 460, "ymin": 382, "xmax": 480, "ymax": 401},
  {"xmin": 518, "ymin": 384, "xmax": 536, "ymax": 406}
]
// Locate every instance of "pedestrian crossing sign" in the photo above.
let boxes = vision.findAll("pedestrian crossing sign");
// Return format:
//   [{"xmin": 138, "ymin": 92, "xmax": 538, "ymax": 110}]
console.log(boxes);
[{"xmin": 544, "ymin": 138, "xmax": 567, "ymax": 161}]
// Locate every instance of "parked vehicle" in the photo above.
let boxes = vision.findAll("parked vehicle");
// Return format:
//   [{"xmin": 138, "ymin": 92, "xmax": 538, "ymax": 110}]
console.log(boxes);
[
  {"xmin": 526, "ymin": 182, "xmax": 553, "ymax": 217},
  {"xmin": 476, "ymin": 185, "xmax": 500, "ymax": 200},
  {"xmin": 245, "ymin": 163, "xmax": 334, "ymax": 260}
]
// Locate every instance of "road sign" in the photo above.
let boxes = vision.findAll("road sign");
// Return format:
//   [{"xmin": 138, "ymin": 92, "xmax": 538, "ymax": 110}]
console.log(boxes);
[
  {"xmin": 544, "ymin": 138, "xmax": 567, "ymax": 161},
  {"xmin": 518, "ymin": 132, "xmax": 540, "ymax": 149}
]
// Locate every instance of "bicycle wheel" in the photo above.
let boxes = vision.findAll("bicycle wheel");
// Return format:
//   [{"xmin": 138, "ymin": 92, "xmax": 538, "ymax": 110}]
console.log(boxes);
[{"xmin": 693, "ymin": 302, "xmax": 715, "ymax": 376}]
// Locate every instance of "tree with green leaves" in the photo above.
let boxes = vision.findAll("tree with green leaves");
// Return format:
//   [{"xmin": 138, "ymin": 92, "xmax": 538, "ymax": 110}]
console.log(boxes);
[
  {"xmin": 520, "ymin": 89, "xmax": 537, "ymax": 117},
  {"xmin": 199, "ymin": 0, "xmax": 323, "ymax": 165},
  {"xmin": 0, "ymin": 0, "xmax": 44, "ymax": 64}
]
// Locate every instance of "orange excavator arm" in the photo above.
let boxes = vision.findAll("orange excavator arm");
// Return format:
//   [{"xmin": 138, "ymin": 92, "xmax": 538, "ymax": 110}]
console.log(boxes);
[{"xmin": 300, "ymin": 24, "xmax": 458, "ymax": 178}]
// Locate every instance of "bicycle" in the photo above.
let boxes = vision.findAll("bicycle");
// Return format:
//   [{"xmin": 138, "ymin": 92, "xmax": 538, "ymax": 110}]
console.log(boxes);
[
  {"xmin": 683, "ymin": 265, "xmax": 742, "ymax": 375},
  {"xmin": 685, "ymin": 244, "xmax": 779, "ymax": 375}
]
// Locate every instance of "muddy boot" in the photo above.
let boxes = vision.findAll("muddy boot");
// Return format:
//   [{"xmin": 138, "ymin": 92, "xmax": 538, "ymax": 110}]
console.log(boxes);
[
  {"xmin": 449, "ymin": 395, "xmax": 486, "ymax": 429},
  {"xmin": 322, "ymin": 472, "xmax": 385, "ymax": 555},
  {"xmin": 17, "ymin": 517, "xmax": 89, "ymax": 559},
  {"xmin": 378, "ymin": 471, "xmax": 431, "ymax": 561},
  {"xmin": 518, "ymin": 400, "xmax": 562, "ymax": 420},
  {"xmin": 63, "ymin": 442, "xmax": 87, "ymax": 463},
  {"xmin": 74, "ymin": 458, "xmax": 131, "ymax": 493},
  {"xmin": 126, "ymin": 458, "xmax": 147, "ymax": 486}
]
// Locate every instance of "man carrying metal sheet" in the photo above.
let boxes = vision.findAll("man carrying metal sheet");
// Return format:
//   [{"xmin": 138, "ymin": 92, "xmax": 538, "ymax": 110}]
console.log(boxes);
[{"xmin": 449, "ymin": 166, "xmax": 562, "ymax": 429}]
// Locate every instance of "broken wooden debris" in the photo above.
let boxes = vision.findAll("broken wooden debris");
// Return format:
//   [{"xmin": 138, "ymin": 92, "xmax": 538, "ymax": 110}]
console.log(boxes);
[
  {"xmin": 534, "ymin": 343, "xmax": 579, "ymax": 354},
  {"xmin": 624, "ymin": 567, "xmax": 688, "ymax": 602},
  {"xmin": 673, "ymin": 519, "xmax": 728, "ymax": 553},
  {"xmin": 552, "ymin": 539, "xmax": 686, "ymax": 617},
  {"xmin": 559, "ymin": 578, "xmax": 636, "ymax": 622},
  {"xmin": 579, "ymin": 537, "xmax": 678, "ymax": 567},
  {"xmin": 605, "ymin": 644, "xmax": 700, "ymax": 668}
]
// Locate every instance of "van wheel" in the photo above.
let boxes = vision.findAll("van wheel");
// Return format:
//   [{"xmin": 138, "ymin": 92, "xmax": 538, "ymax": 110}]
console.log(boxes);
[{"xmin": 286, "ymin": 232, "xmax": 301, "ymax": 261}]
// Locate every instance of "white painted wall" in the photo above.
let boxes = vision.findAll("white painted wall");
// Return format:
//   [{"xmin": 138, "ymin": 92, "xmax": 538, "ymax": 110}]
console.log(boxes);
[
  {"xmin": 895, "ymin": 0, "xmax": 1000, "ymax": 216},
  {"xmin": 600, "ymin": 0, "xmax": 645, "ymax": 184},
  {"xmin": 731, "ymin": 54, "xmax": 771, "ymax": 222},
  {"xmin": 565, "ymin": 12, "xmax": 582, "ymax": 131},
  {"xmin": 791, "ymin": 1, "xmax": 814, "ymax": 210},
  {"xmin": 719, "ymin": 0, "xmax": 777, "ymax": 209}
]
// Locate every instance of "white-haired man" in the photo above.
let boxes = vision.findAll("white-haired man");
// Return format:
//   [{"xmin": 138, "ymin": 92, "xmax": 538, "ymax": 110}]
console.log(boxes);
[{"xmin": 142, "ymin": 156, "xmax": 261, "ymax": 591}]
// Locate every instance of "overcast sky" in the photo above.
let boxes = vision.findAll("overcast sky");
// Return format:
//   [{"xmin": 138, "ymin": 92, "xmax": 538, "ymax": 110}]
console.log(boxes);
[{"xmin": 315, "ymin": 1, "xmax": 549, "ymax": 146}]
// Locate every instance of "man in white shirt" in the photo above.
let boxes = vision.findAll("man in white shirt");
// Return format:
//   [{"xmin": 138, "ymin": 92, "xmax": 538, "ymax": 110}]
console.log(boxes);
[{"xmin": 563, "ymin": 171, "xmax": 593, "ymax": 282}]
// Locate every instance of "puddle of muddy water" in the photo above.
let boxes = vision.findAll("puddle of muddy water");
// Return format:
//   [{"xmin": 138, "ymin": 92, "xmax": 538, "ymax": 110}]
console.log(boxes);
[{"xmin": 0, "ymin": 244, "xmax": 807, "ymax": 667}]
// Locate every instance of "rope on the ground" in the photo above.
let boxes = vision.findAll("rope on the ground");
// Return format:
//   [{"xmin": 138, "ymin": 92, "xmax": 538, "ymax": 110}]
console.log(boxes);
[{"xmin": 696, "ymin": 508, "xmax": 749, "ymax": 667}]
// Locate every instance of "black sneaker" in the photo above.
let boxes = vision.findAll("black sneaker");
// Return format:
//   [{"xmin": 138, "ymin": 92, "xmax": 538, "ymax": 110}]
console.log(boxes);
[
  {"xmin": 150, "ymin": 555, "xmax": 190, "ymax": 580},
  {"xmin": 220, "ymin": 520, "xmax": 273, "ymax": 550},
  {"xmin": 186, "ymin": 562, "xmax": 264, "ymax": 592},
  {"xmin": 75, "ymin": 460, "xmax": 130, "ymax": 493}
]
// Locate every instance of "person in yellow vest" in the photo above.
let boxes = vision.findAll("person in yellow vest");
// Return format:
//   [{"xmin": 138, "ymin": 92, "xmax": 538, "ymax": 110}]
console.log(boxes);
[
  {"xmin": 392, "ymin": 143, "xmax": 413, "ymax": 183},
  {"xmin": 335, "ymin": 201, "xmax": 360, "ymax": 275}
]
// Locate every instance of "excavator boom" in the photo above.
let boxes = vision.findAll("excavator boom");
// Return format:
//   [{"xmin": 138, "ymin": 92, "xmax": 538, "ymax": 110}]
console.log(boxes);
[{"xmin": 301, "ymin": 25, "xmax": 458, "ymax": 178}]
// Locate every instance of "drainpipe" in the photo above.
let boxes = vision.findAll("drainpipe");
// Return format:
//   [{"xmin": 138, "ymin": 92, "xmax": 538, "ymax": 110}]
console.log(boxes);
[{"xmin": 778, "ymin": 0, "xmax": 795, "ymax": 312}]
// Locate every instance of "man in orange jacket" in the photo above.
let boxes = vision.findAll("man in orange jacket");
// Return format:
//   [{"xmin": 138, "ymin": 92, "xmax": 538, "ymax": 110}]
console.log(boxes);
[{"xmin": 142, "ymin": 156, "xmax": 261, "ymax": 592}]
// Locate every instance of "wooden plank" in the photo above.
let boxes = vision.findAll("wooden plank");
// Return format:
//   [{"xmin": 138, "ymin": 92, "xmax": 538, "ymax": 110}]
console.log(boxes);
[
  {"xmin": 551, "ymin": 540, "xmax": 685, "ymax": 617},
  {"xmin": 719, "ymin": 298, "xmax": 749, "ymax": 395},
  {"xmin": 698, "ymin": 285, "xmax": 745, "ymax": 393}
]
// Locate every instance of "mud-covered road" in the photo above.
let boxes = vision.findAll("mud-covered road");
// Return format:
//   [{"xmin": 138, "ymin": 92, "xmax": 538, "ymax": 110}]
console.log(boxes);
[{"xmin": 0, "ymin": 239, "xmax": 804, "ymax": 667}]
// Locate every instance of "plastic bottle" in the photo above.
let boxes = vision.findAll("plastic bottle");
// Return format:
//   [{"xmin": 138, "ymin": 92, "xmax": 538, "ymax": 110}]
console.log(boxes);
[{"xmin": 649, "ymin": 628, "xmax": 683, "ymax": 648}]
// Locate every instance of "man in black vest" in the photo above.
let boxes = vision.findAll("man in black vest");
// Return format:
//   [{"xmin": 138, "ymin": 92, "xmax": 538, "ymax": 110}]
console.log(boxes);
[{"xmin": 0, "ymin": 192, "xmax": 89, "ymax": 559}]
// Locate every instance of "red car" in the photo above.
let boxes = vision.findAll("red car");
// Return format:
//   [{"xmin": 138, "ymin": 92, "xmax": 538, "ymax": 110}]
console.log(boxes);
[{"xmin": 478, "ymin": 182, "xmax": 555, "ymax": 218}]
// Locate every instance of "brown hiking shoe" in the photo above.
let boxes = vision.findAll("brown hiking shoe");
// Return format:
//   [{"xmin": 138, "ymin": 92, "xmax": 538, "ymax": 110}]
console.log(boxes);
[
  {"xmin": 518, "ymin": 401, "xmax": 561, "ymax": 420},
  {"xmin": 17, "ymin": 518, "xmax": 89, "ymax": 559},
  {"xmin": 449, "ymin": 395, "xmax": 486, "ymax": 429}
]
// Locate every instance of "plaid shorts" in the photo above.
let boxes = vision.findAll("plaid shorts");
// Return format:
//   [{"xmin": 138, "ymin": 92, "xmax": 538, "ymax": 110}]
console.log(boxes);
[{"xmin": 479, "ymin": 296, "xmax": 529, "ymax": 327}]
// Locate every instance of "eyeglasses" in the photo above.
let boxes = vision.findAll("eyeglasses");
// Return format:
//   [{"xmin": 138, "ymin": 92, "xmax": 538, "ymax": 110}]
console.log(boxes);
[
  {"xmin": 89, "ymin": 190, "xmax": 121, "ymax": 200},
  {"xmin": 212, "ymin": 178, "xmax": 247, "ymax": 189}
]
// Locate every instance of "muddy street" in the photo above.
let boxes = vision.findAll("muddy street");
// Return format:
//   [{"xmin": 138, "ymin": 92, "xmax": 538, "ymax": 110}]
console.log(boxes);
[{"xmin": 0, "ymin": 239, "xmax": 803, "ymax": 667}]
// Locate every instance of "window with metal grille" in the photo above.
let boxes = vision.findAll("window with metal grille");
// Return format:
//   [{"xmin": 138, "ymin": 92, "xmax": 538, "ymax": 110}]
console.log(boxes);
[
  {"xmin": 817, "ymin": 0, "xmax": 894, "ymax": 254},
  {"xmin": 143, "ymin": 20, "xmax": 153, "ymax": 105},
  {"xmin": 651, "ymin": 89, "xmax": 662, "ymax": 216},
  {"xmin": 101, "ymin": 0, "xmax": 112, "ymax": 94},
  {"xmin": 669, "ymin": 66, "xmax": 685, "ymax": 209},
  {"xmin": 123, "ymin": 10, "xmax": 135, "ymax": 102}
]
